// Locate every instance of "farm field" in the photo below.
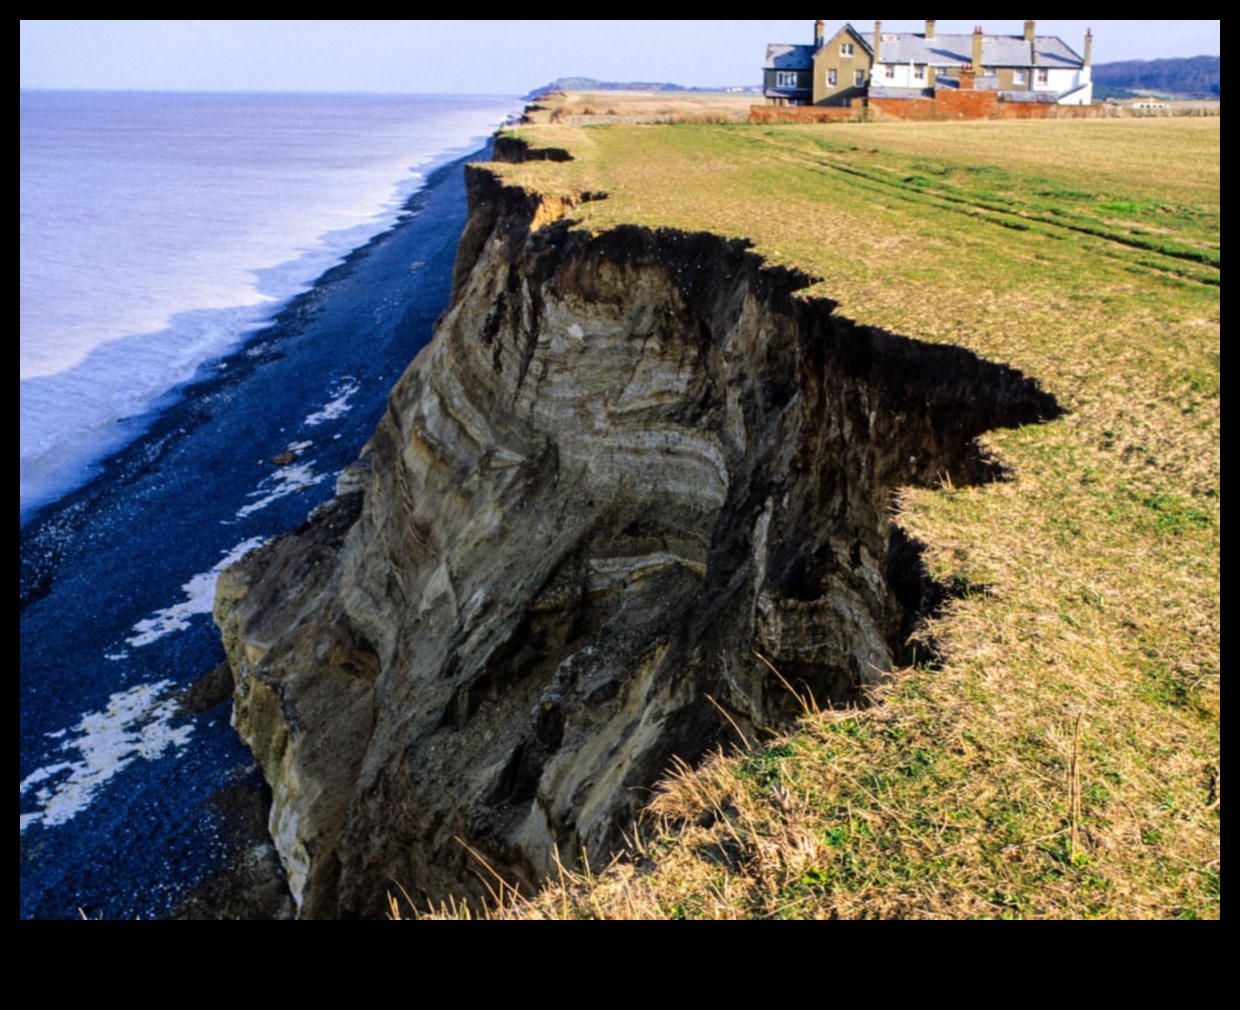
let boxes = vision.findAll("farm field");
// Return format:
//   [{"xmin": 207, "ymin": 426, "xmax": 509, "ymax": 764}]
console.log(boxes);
[{"xmin": 416, "ymin": 111, "xmax": 1219, "ymax": 919}]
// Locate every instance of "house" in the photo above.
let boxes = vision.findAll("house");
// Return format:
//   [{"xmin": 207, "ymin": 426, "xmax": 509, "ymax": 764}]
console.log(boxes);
[{"xmin": 764, "ymin": 20, "xmax": 1093, "ymax": 111}]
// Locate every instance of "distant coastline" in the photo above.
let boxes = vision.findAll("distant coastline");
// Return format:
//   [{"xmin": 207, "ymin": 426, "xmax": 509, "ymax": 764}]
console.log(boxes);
[{"xmin": 526, "ymin": 76, "xmax": 760, "ymax": 99}]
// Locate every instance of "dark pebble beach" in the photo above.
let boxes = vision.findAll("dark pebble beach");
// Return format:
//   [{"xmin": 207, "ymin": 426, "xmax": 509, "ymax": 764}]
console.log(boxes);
[{"xmin": 19, "ymin": 141, "xmax": 491, "ymax": 920}]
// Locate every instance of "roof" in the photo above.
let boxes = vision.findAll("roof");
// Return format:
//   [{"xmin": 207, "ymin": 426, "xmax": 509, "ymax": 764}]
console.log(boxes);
[
  {"xmin": 834, "ymin": 23, "xmax": 875, "ymax": 56},
  {"xmin": 764, "ymin": 28, "xmax": 1086, "ymax": 80},
  {"xmin": 875, "ymin": 32, "xmax": 1084, "ymax": 69},
  {"xmin": 764, "ymin": 44, "xmax": 814, "ymax": 71}
]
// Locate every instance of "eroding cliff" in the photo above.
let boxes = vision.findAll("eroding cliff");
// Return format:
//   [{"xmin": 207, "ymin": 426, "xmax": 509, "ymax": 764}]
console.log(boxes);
[{"xmin": 215, "ymin": 156, "xmax": 1058, "ymax": 918}]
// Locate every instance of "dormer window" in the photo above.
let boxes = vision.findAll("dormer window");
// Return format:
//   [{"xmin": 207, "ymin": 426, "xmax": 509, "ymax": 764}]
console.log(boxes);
[{"xmin": 840, "ymin": 42, "xmax": 855, "ymax": 56}]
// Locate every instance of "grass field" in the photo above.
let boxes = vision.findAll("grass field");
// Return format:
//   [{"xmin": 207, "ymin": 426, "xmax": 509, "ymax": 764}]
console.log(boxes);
[{"xmin": 410, "ymin": 106, "xmax": 1219, "ymax": 919}]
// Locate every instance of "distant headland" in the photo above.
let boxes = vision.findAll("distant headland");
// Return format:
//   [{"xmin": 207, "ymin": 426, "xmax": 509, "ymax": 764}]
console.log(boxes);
[{"xmin": 526, "ymin": 77, "xmax": 759, "ymax": 99}]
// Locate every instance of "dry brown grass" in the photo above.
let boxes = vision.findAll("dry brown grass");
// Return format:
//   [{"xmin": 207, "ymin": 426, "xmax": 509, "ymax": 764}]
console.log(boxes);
[
  {"xmin": 528, "ymin": 91, "xmax": 756, "ymax": 127},
  {"xmin": 399, "ymin": 114, "xmax": 1219, "ymax": 920}
]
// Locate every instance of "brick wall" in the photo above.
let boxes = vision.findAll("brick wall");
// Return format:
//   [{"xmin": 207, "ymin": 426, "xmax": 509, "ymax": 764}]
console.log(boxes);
[
  {"xmin": 867, "ymin": 93, "xmax": 998, "ymax": 121},
  {"xmin": 932, "ymin": 89, "xmax": 999, "ymax": 120},
  {"xmin": 867, "ymin": 97, "xmax": 939, "ymax": 121},
  {"xmin": 753, "ymin": 96, "xmax": 1105, "ymax": 124}
]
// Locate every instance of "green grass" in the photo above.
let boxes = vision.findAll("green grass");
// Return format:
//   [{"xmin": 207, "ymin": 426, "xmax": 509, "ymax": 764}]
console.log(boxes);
[{"xmin": 404, "ymin": 114, "xmax": 1219, "ymax": 921}]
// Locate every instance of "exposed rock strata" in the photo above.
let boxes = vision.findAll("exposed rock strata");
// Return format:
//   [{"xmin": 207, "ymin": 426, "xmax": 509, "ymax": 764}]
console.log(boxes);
[{"xmin": 215, "ymin": 153, "xmax": 1058, "ymax": 918}]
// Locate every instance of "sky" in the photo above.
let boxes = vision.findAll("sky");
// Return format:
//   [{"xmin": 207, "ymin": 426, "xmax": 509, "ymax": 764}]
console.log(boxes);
[{"xmin": 20, "ymin": 20, "xmax": 1221, "ymax": 96}]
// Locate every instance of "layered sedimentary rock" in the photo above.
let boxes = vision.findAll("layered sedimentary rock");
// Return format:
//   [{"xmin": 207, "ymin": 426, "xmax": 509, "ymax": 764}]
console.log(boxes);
[{"xmin": 215, "ymin": 150, "xmax": 1057, "ymax": 919}]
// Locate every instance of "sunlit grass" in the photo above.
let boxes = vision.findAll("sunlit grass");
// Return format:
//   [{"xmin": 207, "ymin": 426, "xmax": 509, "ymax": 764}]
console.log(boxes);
[{"xmin": 405, "ymin": 112, "xmax": 1219, "ymax": 920}]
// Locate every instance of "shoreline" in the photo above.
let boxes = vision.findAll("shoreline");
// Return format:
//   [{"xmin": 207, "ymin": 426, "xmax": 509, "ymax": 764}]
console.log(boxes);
[
  {"xmin": 19, "ymin": 140, "xmax": 492, "ymax": 919},
  {"xmin": 20, "ymin": 91, "xmax": 514, "ymax": 525},
  {"xmin": 20, "ymin": 138, "xmax": 480, "ymax": 534}
]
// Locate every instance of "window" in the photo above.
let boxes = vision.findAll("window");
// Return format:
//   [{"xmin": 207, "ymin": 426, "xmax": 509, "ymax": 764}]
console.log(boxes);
[
  {"xmin": 840, "ymin": 42, "xmax": 855, "ymax": 56},
  {"xmin": 1013, "ymin": 69, "xmax": 1027, "ymax": 86},
  {"xmin": 855, "ymin": 69, "xmax": 866, "ymax": 87},
  {"xmin": 914, "ymin": 65, "xmax": 927, "ymax": 81},
  {"xmin": 884, "ymin": 64, "xmax": 896, "ymax": 80},
  {"xmin": 775, "ymin": 71, "xmax": 800, "ymax": 88},
  {"xmin": 1037, "ymin": 68, "xmax": 1049, "ymax": 85},
  {"xmin": 828, "ymin": 69, "xmax": 838, "ymax": 87}
]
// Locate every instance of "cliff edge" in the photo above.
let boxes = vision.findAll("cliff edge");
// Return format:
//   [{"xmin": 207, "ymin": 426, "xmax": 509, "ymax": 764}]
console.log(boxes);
[{"xmin": 215, "ymin": 143, "xmax": 1057, "ymax": 918}]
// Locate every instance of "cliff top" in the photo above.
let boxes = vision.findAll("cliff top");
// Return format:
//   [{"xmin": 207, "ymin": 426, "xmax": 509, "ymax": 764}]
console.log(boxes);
[{"xmin": 411, "ymin": 106, "xmax": 1219, "ymax": 919}]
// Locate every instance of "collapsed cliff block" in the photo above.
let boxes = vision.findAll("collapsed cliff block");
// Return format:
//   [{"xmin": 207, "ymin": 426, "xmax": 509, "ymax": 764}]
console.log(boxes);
[{"xmin": 215, "ymin": 160, "xmax": 1058, "ymax": 918}]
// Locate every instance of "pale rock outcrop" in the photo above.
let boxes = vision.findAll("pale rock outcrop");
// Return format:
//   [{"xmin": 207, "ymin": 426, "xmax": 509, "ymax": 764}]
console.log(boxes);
[{"xmin": 215, "ymin": 153, "xmax": 1057, "ymax": 918}]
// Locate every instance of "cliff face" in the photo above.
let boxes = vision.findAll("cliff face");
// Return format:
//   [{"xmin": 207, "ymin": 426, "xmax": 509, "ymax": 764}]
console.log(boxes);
[{"xmin": 215, "ymin": 155, "xmax": 1057, "ymax": 918}]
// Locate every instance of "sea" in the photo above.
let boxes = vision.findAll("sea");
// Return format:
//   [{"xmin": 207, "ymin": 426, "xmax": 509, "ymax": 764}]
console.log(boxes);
[{"xmin": 19, "ymin": 90, "xmax": 516, "ymax": 918}]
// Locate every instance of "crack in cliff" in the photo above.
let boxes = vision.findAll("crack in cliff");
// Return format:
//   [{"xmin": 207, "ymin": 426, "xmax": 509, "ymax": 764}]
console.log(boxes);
[{"xmin": 215, "ymin": 154, "xmax": 1060, "ymax": 918}]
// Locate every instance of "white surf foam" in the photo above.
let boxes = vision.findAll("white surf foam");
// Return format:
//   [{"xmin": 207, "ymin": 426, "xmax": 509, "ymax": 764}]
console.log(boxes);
[
  {"xmin": 304, "ymin": 378, "xmax": 360, "ymax": 427},
  {"xmin": 234, "ymin": 458, "xmax": 328, "ymax": 521},
  {"xmin": 126, "ymin": 537, "xmax": 264, "ymax": 648},
  {"xmin": 20, "ymin": 681, "xmax": 192, "ymax": 833}
]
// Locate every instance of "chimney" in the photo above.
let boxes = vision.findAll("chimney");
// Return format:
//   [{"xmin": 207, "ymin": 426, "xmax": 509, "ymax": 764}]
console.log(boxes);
[
  {"xmin": 1084, "ymin": 28, "xmax": 1093, "ymax": 68},
  {"xmin": 1024, "ymin": 20, "xmax": 1036, "ymax": 42},
  {"xmin": 815, "ymin": 20, "xmax": 825, "ymax": 49},
  {"xmin": 874, "ymin": 21, "xmax": 882, "ymax": 63},
  {"xmin": 972, "ymin": 25, "xmax": 984, "ymax": 72},
  {"xmin": 925, "ymin": 20, "xmax": 936, "ymax": 40}
]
